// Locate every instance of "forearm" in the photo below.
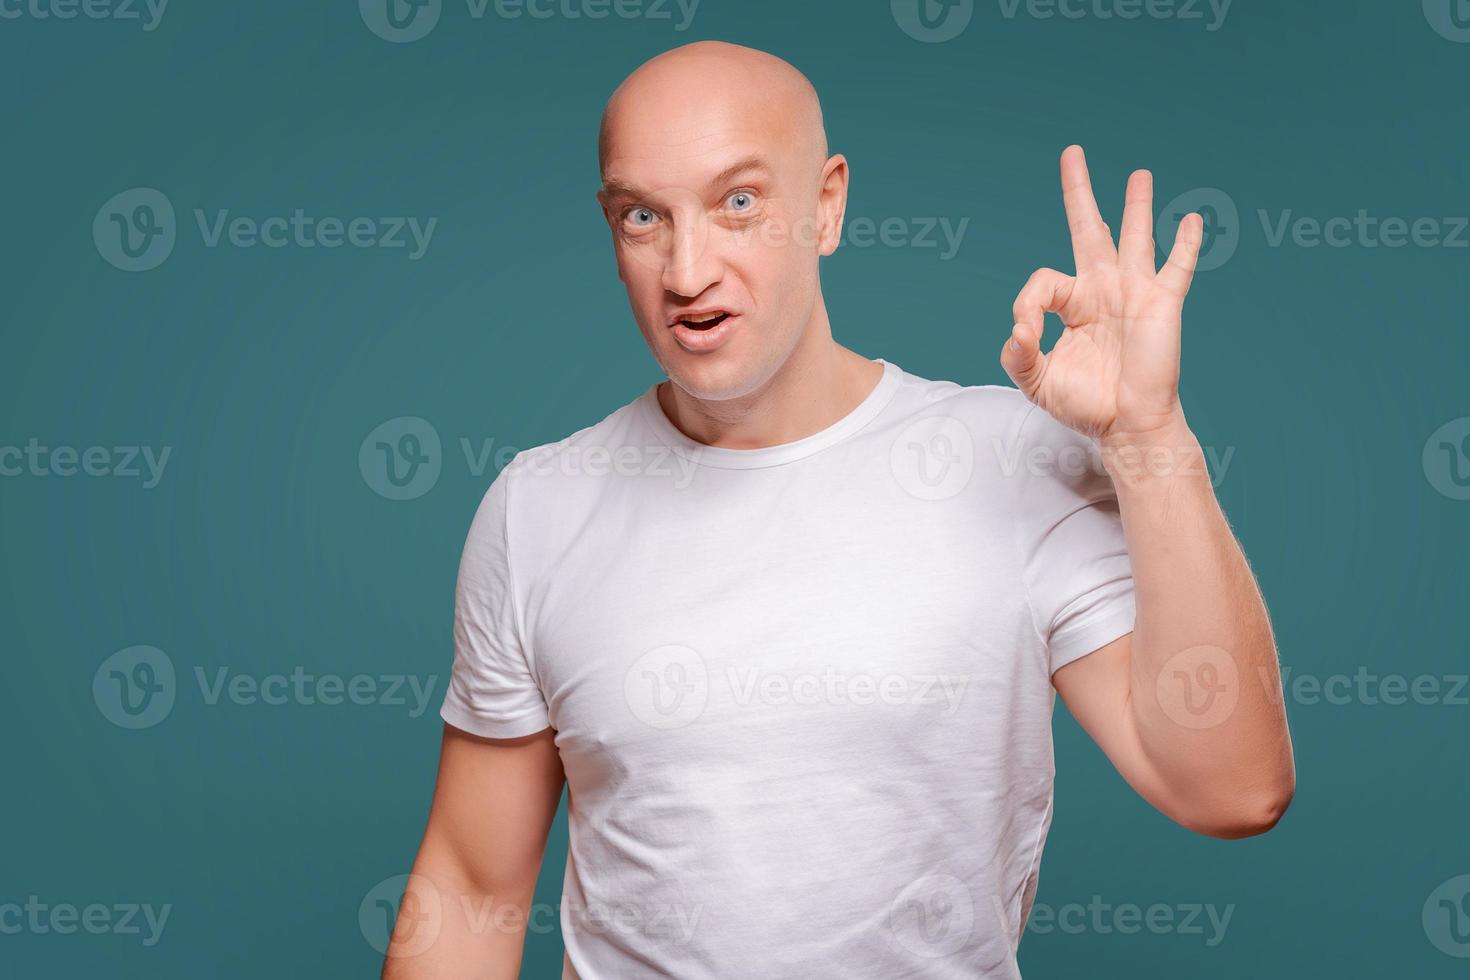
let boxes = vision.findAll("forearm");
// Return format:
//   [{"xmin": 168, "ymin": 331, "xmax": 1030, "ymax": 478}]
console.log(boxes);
[
  {"xmin": 1103, "ymin": 416, "xmax": 1295, "ymax": 836},
  {"xmin": 381, "ymin": 858, "xmax": 538, "ymax": 980}
]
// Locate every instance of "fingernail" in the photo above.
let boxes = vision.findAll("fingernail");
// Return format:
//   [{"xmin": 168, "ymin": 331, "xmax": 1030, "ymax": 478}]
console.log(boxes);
[{"xmin": 1009, "ymin": 339, "xmax": 1021, "ymax": 352}]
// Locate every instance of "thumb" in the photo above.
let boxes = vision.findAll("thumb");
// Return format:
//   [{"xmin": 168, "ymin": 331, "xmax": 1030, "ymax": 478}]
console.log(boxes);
[{"xmin": 1000, "ymin": 322, "xmax": 1046, "ymax": 399}]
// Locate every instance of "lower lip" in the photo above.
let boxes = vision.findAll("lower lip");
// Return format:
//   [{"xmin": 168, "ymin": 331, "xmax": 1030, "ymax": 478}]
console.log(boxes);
[{"xmin": 670, "ymin": 314, "xmax": 740, "ymax": 353}]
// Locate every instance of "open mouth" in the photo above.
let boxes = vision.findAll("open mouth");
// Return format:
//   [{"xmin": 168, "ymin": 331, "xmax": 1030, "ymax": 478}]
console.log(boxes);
[{"xmin": 677, "ymin": 311, "xmax": 731, "ymax": 331}]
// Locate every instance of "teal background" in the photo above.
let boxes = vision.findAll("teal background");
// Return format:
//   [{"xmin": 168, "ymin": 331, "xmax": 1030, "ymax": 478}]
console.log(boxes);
[{"xmin": 2, "ymin": 1, "xmax": 1468, "ymax": 977}]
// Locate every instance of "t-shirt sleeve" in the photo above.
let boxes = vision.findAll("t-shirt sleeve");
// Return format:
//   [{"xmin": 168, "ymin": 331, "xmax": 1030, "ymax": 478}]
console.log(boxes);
[
  {"xmin": 439, "ymin": 463, "xmax": 552, "ymax": 738},
  {"xmin": 1009, "ymin": 401, "xmax": 1137, "ymax": 676}
]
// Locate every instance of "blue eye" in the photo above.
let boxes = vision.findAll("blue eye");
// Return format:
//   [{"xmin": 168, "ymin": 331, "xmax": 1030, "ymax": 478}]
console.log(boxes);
[
  {"xmin": 627, "ymin": 207, "xmax": 656, "ymax": 227},
  {"xmin": 727, "ymin": 192, "xmax": 755, "ymax": 212}
]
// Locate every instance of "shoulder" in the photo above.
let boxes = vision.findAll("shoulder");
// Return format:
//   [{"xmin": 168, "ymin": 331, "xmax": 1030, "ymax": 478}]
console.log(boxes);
[
  {"xmin": 880, "ymin": 365, "xmax": 1105, "ymax": 495},
  {"xmin": 501, "ymin": 394, "xmax": 648, "ymax": 481},
  {"xmin": 881, "ymin": 365, "xmax": 1051, "ymax": 449},
  {"xmin": 473, "ymin": 385, "xmax": 658, "ymax": 529}
]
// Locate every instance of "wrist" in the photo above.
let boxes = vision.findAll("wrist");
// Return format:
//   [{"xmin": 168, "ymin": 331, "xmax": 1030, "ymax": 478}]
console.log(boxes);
[{"xmin": 1097, "ymin": 413, "xmax": 1207, "ymax": 489}]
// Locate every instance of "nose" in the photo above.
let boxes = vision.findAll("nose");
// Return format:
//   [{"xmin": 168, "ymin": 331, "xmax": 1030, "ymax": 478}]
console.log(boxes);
[{"xmin": 660, "ymin": 217, "xmax": 722, "ymax": 298}]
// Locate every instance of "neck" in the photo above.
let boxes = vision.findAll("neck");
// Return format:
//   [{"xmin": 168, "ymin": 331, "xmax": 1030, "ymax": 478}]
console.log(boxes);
[{"xmin": 656, "ymin": 299, "xmax": 884, "ymax": 450}]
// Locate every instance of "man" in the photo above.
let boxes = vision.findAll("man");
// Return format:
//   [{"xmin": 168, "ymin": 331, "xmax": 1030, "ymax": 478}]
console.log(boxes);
[{"xmin": 384, "ymin": 40, "xmax": 1295, "ymax": 979}]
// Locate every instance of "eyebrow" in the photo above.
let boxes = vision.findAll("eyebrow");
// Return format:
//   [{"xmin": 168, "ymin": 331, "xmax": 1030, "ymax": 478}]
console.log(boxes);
[{"xmin": 601, "ymin": 154, "xmax": 774, "ymax": 202}]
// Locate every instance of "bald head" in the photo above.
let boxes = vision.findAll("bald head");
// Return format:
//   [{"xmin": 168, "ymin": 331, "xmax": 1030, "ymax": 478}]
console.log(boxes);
[
  {"xmin": 599, "ymin": 41, "xmax": 829, "ymax": 179},
  {"xmin": 595, "ymin": 41, "xmax": 849, "ymax": 404}
]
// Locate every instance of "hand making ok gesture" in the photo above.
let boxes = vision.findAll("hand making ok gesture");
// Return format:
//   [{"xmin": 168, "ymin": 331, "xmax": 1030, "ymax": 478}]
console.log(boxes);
[{"xmin": 1001, "ymin": 145, "xmax": 1205, "ymax": 445}]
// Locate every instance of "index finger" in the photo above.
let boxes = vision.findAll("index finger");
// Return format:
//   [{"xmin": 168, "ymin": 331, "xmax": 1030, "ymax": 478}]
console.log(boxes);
[{"xmin": 1060, "ymin": 145, "xmax": 1117, "ymax": 271}]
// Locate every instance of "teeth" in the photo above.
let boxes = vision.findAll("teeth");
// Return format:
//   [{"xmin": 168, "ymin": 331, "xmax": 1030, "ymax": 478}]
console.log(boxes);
[{"xmin": 682, "ymin": 311, "xmax": 725, "ymax": 324}]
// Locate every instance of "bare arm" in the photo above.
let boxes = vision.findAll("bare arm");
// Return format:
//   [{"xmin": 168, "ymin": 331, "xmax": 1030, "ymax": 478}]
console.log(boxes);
[
  {"xmin": 1000, "ymin": 146, "xmax": 1294, "ymax": 839},
  {"xmin": 383, "ymin": 723, "xmax": 565, "ymax": 979},
  {"xmin": 1051, "ymin": 429, "xmax": 1295, "ymax": 839}
]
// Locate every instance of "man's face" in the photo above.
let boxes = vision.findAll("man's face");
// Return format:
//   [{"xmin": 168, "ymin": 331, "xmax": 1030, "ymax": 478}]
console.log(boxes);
[{"xmin": 598, "ymin": 92, "xmax": 839, "ymax": 401}]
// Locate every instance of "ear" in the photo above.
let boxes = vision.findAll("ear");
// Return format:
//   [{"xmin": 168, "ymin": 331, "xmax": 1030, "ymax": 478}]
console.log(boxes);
[{"xmin": 816, "ymin": 154, "xmax": 849, "ymax": 257}]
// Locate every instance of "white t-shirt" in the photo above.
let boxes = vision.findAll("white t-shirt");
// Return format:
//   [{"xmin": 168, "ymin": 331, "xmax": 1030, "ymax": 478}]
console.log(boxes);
[{"xmin": 441, "ymin": 358, "xmax": 1136, "ymax": 979}]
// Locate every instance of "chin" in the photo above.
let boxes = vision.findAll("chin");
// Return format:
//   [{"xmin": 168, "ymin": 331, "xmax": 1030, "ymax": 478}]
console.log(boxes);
[
  {"xmin": 665, "ymin": 361, "xmax": 751, "ymax": 401},
  {"xmin": 662, "ymin": 348, "xmax": 774, "ymax": 402}
]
